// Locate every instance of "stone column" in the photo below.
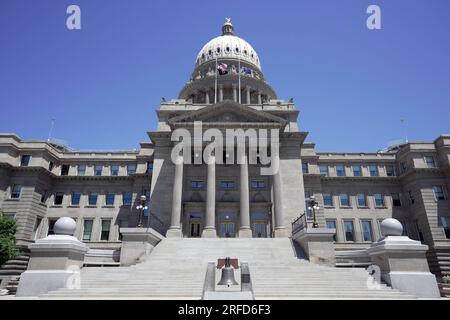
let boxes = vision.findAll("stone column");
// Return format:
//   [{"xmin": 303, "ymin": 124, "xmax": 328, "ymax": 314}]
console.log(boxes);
[
  {"xmin": 202, "ymin": 156, "xmax": 216, "ymax": 237},
  {"xmin": 167, "ymin": 155, "xmax": 183, "ymax": 237},
  {"xmin": 232, "ymin": 84, "xmax": 237, "ymax": 102},
  {"xmin": 239, "ymin": 155, "xmax": 252, "ymax": 237},
  {"xmin": 205, "ymin": 90, "xmax": 210, "ymax": 104},
  {"xmin": 272, "ymin": 155, "xmax": 286, "ymax": 237},
  {"xmin": 257, "ymin": 91, "xmax": 262, "ymax": 105},
  {"xmin": 219, "ymin": 85, "xmax": 224, "ymax": 102},
  {"xmin": 246, "ymin": 86, "xmax": 251, "ymax": 104}
]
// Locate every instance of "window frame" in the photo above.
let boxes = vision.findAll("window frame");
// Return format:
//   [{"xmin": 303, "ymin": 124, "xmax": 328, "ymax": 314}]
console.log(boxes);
[
  {"xmin": 71, "ymin": 192, "xmax": 81, "ymax": 206},
  {"xmin": 343, "ymin": 220, "xmax": 355, "ymax": 242},
  {"xmin": 127, "ymin": 163, "xmax": 137, "ymax": 175},
  {"xmin": 77, "ymin": 164, "xmax": 86, "ymax": 176},
  {"xmin": 82, "ymin": 219, "xmax": 94, "ymax": 241},
  {"xmin": 94, "ymin": 165, "xmax": 103, "ymax": 176},
  {"xmin": 20, "ymin": 155, "xmax": 31, "ymax": 167},
  {"xmin": 339, "ymin": 193, "xmax": 350, "ymax": 207},
  {"xmin": 122, "ymin": 191, "xmax": 133, "ymax": 206},
  {"xmin": 374, "ymin": 193, "xmax": 385, "ymax": 207},
  {"xmin": 10, "ymin": 184, "xmax": 22, "ymax": 199},
  {"xmin": 352, "ymin": 165, "xmax": 362, "ymax": 177},
  {"xmin": 369, "ymin": 165, "xmax": 379, "ymax": 177},
  {"xmin": 433, "ymin": 186, "xmax": 446, "ymax": 201},
  {"xmin": 335, "ymin": 165, "xmax": 346, "ymax": 177},
  {"xmin": 356, "ymin": 193, "xmax": 367, "ymax": 208},
  {"xmin": 360, "ymin": 220, "xmax": 374, "ymax": 242},
  {"xmin": 319, "ymin": 164, "xmax": 329, "ymax": 176},
  {"xmin": 54, "ymin": 192, "xmax": 64, "ymax": 205},
  {"xmin": 88, "ymin": 192, "xmax": 98, "ymax": 206},
  {"xmin": 323, "ymin": 193, "xmax": 333, "ymax": 207},
  {"xmin": 391, "ymin": 193, "xmax": 402, "ymax": 207},
  {"xmin": 100, "ymin": 219, "xmax": 111, "ymax": 241},
  {"xmin": 424, "ymin": 155, "xmax": 436, "ymax": 168},
  {"xmin": 60, "ymin": 164, "xmax": 70, "ymax": 176},
  {"xmin": 105, "ymin": 192, "xmax": 115, "ymax": 206}
]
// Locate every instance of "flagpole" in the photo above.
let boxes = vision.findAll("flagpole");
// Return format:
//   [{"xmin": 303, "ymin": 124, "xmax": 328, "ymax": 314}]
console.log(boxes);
[
  {"xmin": 238, "ymin": 53, "xmax": 241, "ymax": 104},
  {"xmin": 214, "ymin": 56, "xmax": 218, "ymax": 104}
]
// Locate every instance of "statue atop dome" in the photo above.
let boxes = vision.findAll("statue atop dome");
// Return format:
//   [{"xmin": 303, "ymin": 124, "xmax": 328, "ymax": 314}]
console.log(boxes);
[{"xmin": 222, "ymin": 17, "xmax": 234, "ymax": 35}]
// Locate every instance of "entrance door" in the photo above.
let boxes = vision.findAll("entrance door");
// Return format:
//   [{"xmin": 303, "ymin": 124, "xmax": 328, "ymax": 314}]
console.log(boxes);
[
  {"xmin": 190, "ymin": 221, "xmax": 201, "ymax": 237},
  {"xmin": 252, "ymin": 221, "xmax": 267, "ymax": 238},
  {"xmin": 220, "ymin": 222, "xmax": 235, "ymax": 238}
]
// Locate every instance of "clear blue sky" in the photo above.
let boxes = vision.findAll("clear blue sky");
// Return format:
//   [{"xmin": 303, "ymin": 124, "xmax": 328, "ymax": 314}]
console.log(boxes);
[{"xmin": 1, "ymin": 0, "xmax": 449, "ymax": 152}]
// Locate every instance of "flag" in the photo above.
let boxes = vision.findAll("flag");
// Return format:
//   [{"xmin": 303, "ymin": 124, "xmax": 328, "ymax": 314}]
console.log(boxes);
[
  {"xmin": 217, "ymin": 63, "xmax": 228, "ymax": 75},
  {"xmin": 241, "ymin": 67, "xmax": 252, "ymax": 75}
]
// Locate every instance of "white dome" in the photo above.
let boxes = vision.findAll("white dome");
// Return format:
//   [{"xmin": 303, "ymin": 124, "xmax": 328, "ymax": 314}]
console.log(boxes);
[{"xmin": 195, "ymin": 20, "xmax": 261, "ymax": 70}]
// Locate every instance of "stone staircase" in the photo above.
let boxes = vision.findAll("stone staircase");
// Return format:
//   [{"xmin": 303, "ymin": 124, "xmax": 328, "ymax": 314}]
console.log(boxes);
[
  {"xmin": 0, "ymin": 255, "xmax": 30, "ymax": 295},
  {"xmin": 40, "ymin": 238, "xmax": 416, "ymax": 299}
]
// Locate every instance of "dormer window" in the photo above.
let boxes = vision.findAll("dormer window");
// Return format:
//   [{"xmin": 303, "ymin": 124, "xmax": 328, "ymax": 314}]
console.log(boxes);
[
  {"xmin": 226, "ymin": 46, "xmax": 230, "ymax": 52},
  {"xmin": 235, "ymin": 47, "xmax": 239, "ymax": 52},
  {"xmin": 208, "ymin": 50, "xmax": 212, "ymax": 56},
  {"xmin": 244, "ymin": 49, "xmax": 248, "ymax": 55},
  {"xmin": 216, "ymin": 47, "xmax": 221, "ymax": 53}
]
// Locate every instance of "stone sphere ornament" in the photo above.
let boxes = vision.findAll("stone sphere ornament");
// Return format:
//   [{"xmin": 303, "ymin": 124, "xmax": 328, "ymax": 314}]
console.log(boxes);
[
  {"xmin": 380, "ymin": 218, "xmax": 403, "ymax": 237},
  {"xmin": 54, "ymin": 217, "xmax": 77, "ymax": 236}
]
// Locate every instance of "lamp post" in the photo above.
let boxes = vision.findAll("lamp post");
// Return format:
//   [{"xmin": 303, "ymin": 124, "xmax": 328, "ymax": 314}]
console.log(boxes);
[
  {"xmin": 136, "ymin": 195, "xmax": 148, "ymax": 228},
  {"xmin": 308, "ymin": 196, "xmax": 319, "ymax": 228}
]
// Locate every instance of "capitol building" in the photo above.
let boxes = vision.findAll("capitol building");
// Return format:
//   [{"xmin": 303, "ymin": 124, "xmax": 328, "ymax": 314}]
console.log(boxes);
[{"xmin": 0, "ymin": 19, "xmax": 449, "ymax": 299}]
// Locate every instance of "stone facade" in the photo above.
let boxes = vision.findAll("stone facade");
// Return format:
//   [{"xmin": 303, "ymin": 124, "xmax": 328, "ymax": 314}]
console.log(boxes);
[{"xmin": 1, "ymin": 20, "xmax": 450, "ymax": 282}]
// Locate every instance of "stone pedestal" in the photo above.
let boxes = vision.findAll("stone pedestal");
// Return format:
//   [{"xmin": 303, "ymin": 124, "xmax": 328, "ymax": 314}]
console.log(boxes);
[
  {"xmin": 120, "ymin": 227, "xmax": 165, "ymax": 266},
  {"xmin": 367, "ymin": 236, "xmax": 440, "ymax": 298},
  {"xmin": 16, "ymin": 234, "xmax": 88, "ymax": 297},
  {"xmin": 292, "ymin": 228, "xmax": 335, "ymax": 266}
]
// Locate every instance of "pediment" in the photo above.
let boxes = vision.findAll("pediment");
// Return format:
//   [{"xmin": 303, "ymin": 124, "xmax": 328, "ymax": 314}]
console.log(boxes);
[{"xmin": 167, "ymin": 100, "xmax": 287, "ymax": 128}]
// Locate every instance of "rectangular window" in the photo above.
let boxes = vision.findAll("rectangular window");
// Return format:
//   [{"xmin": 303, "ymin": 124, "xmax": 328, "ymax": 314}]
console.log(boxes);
[
  {"xmin": 127, "ymin": 164, "xmax": 137, "ymax": 175},
  {"xmin": 47, "ymin": 219, "xmax": 57, "ymax": 235},
  {"xmin": 441, "ymin": 217, "xmax": 450, "ymax": 239},
  {"xmin": 323, "ymin": 193, "xmax": 333, "ymax": 207},
  {"xmin": 433, "ymin": 186, "xmax": 446, "ymax": 201},
  {"xmin": 352, "ymin": 165, "xmax": 362, "ymax": 177},
  {"xmin": 82, "ymin": 219, "xmax": 93, "ymax": 241},
  {"xmin": 319, "ymin": 165, "xmax": 329, "ymax": 175},
  {"xmin": 123, "ymin": 192, "xmax": 132, "ymax": 206},
  {"xmin": 54, "ymin": 192, "xmax": 64, "ymax": 205},
  {"xmin": 361, "ymin": 220, "xmax": 373, "ymax": 242},
  {"xmin": 305, "ymin": 191, "xmax": 312, "ymax": 218},
  {"xmin": 326, "ymin": 220, "xmax": 337, "ymax": 242},
  {"xmin": 374, "ymin": 193, "xmax": 384, "ymax": 207},
  {"xmin": 385, "ymin": 165, "xmax": 395, "ymax": 177},
  {"xmin": 118, "ymin": 220, "xmax": 128, "ymax": 240},
  {"xmin": 343, "ymin": 220, "xmax": 355, "ymax": 242},
  {"xmin": 357, "ymin": 193, "xmax": 367, "ymax": 207},
  {"xmin": 10, "ymin": 184, "xmax": 22, "ymax": 199},
  {"xmin": 77, "ymin": 165, "xmax": 86, "ymax": 176},
  {"xmin": 369, "ymin": 165, "xmax": 379, "ymax": 177},
  {"xmin": 105, "ymin": 192, "xmax": 115, "ymax": 206},
  {"xmin": 88, "ymin": 192, "xmax": 98, "ymax": 206},
  {"xmin": 20, "ymin": 155, "xmax": 31, "ymax": 167},
  {"xmin": 339, "ymin": 193, "xmax": 350, "ymax": 207},
  {"xmin": 220, "ymin": 180, "xmax": 235, "ymax": 189},
  {"xmin": 392, "ymin": 193, "xmax": 402, "ymax": 207},
  {"xmin": 336, "ymin": 165, "xmax": 345, "ymax": 177},
  {"xmin": 61, "ymin": 164, "xmax": 70, "ymax": 176},
  {"xmin": 100, "ymin": 219, "xmax": 111, "ymax": 241},
  {"xmin": 191, "ymin": 180, "xmax": 204, "ymax": 189},
  {"xmin": 251, "ymin": 180, "xmax": 265, "ymax": 189},
  {"xmin": 48, "ymin": 161, "xmax": 54, "ymax": 171},
  {"xmin": 146, "ymin": 162, "xmax": 153, "ymax": 174},
  {"xmin": 110, "ymin": 165, "xmax": 119, "ymax": 176},
  {"xmin": 71, "ymin": 192, "xmax": 81, "ymax": 206},
  {"xmin": 425, "ymin": 156, "xmax": 436, "ymax": 168},
  {"xmin": 94, "ymin": 165, "xmax": 103, "ymax": 176},
  {"xmin": 302, "ymin": 162, "xmax": 309, "ymax": 174}
]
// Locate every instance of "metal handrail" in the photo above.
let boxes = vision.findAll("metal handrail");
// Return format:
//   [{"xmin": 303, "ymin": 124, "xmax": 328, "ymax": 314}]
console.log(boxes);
[{"xmin": 292, "ymin": 212, "xmax": 307, "ymax": 235}]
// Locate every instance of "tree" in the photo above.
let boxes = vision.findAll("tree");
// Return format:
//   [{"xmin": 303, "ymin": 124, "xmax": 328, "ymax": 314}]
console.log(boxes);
[{"xmin": 0, "ymin": 213, "xmax": 20, "ymax": 266}]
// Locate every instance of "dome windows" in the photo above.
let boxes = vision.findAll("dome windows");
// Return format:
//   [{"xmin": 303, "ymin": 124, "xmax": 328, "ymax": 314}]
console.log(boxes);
[
  {"xmin": 217, "ymin": 47, "xmax": 221, "ymax": 53},
  {"xmin": 208, "ymin": 49, "xmax": 212, "ymax": 56},
  {"xmin": 226, "ymin": 46, "xmax": 230, "ymax": 52}
]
